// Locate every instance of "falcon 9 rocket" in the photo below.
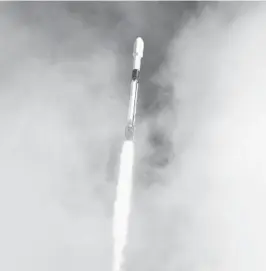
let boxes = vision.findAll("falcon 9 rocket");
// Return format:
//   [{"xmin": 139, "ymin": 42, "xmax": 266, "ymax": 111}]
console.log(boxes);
[{"xmin": 125, "ymin": 37, "xmax": 144, "ymax": 141}]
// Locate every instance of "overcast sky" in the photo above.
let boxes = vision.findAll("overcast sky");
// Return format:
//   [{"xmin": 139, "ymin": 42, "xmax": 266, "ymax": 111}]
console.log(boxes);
[{"xmin": 1, "ymin": 2, "xmax": 266, "ymax": 271}]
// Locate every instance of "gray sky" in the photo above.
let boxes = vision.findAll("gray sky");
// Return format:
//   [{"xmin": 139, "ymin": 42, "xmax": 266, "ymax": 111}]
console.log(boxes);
[{"xmin": 1, "ymin": 2, "xmax": 266, "ymax": 271}]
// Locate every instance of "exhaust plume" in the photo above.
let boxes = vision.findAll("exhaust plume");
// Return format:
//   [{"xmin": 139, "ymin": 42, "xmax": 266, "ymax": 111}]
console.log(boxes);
[{"xmin": 112, "ymin": 140, "xmax": 135, "ymax": 271}]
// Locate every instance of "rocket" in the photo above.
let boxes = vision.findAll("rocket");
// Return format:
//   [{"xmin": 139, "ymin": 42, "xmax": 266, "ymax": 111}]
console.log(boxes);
[{"xmin": 125, "ymin": 37, "xmax": 144, "ymax": 141}]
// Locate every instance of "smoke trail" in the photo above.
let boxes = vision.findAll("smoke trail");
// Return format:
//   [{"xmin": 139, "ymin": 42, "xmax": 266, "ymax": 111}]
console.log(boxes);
[{"xmin": 112, "ymin": 140, "xmax": 135, "ymax": 271}]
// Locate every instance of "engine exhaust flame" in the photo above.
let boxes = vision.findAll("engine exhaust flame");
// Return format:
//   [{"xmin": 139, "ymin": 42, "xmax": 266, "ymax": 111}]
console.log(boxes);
[{"xmin": 112, "ymin": 140, "xmax": 135, "ymax": 271}]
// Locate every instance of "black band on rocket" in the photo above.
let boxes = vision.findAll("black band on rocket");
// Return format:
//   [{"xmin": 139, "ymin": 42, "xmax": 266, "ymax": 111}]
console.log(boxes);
[{"xmin": 132, "ymin": 69, "xmax": 140, "ymax": 81}]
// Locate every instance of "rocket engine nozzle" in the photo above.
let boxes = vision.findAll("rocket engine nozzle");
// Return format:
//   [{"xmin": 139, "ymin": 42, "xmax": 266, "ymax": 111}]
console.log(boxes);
[{"xmin": 125, "ymin": 124, "xmax": 134, "ymax": 141}]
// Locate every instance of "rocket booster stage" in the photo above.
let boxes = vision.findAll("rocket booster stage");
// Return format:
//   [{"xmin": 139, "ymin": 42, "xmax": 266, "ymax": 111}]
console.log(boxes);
[{"xmin": 125, "ymin": 37, "xmax": 144, "ymax": 141}]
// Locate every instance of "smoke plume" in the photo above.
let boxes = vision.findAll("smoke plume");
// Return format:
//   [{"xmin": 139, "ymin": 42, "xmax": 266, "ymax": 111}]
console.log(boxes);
[{"xmin": 131, "ymin": 2, "xmax": 266, "ymax": 271}]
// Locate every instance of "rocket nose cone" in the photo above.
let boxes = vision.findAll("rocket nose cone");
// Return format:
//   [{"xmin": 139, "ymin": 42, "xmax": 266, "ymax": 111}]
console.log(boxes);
[{"xmin": 133, "ymin": 37, "xmax": 144, "ymax": 58}]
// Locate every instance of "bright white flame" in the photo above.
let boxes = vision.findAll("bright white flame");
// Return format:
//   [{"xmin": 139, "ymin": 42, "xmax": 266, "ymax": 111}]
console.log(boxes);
[{"xmin": 112, "ymin": 140, "xmax": 135, "ymax": 271}]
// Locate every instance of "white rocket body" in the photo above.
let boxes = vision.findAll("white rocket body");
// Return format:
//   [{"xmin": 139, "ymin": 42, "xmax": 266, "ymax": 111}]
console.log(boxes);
[
  {"xmin": 125, "ymin": 37, "xmax": 144, "ymax": 141},
  {"xmin": 133, "ymin": 37, "xmax": 144, "ymax": 69}
]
